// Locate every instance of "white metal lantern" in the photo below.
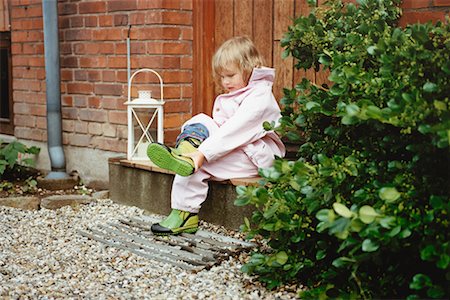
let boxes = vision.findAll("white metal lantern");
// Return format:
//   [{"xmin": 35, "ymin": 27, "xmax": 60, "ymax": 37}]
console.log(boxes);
[{"xmin": 124, "ymin": 69, "xmax": 165, "ymax": 160}]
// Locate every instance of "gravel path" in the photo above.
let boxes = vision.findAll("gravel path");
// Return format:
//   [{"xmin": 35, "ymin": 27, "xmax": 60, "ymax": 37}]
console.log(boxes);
[{"xmin": 0, "ymin": 199, "xmax": 299, "ymax": 299}]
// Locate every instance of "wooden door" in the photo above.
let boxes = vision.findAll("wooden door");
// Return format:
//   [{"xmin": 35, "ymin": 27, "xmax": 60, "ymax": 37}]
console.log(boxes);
[{"xmin": 193, "ymin": 0, "xmax": 323, "ymax": 116}]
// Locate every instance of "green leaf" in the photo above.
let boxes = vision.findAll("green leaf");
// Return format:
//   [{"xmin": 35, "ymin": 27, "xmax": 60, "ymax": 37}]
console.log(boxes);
[
  {"xmin": 420, "ymin": 245, "xmax": 436, "ymax": 261},
  {"xmin": 234, "ymin": 196, "xmax": 250, "ymax": 206},
  {"xmin": 305, "ymin": 101, "xmax": 320, "ymax": 110},
  {"xmin": 358, "ymin": 205, "xmax": 379, "ymax": 224},
  {"xmin": 367, "ymin": 45, "xmax": 377, "ymax": 55},
  {"xmin": 333, "ymin": 202, "xmax": 353, "ymax": 218},
  {"xmin": 423, "ymin": 82, "xmax": 438, "ymax": 93},
  {"xmin": 379, "ymin": 187, "xmax": 401, "ymax": 203},
  {"xmin": 433, "ymin": 100, "xmax": 447, "ymax": 111},
  {"xmin": 345, "ymin": 103, "xmax": 360, "ymax": 116},
  {"xmin": 362, "ymin": 239, "xmax": 379, "ymax": 252},
  {"xmin": 410, "ymin": 274, "xmax": 432, "ymax": 290},
  {"xmin": 316, "ymin": 249, "xmax": 326, "ymax": 260},
  {"xmin": 332, "ymin": 256, "xmax": 355, "ymax": 268},
  {"xmin": 275, "ymin": 251, "xmax": 289, "ymax": 265},
  {"xmin": 263, "ymin": 202, "xmax": 280, "ymax": 219}
]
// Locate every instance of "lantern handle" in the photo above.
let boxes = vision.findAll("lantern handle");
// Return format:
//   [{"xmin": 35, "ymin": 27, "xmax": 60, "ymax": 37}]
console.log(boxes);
[{"xmin": 128, "ymin": 69, "xmax": 164, "ymax": 103}]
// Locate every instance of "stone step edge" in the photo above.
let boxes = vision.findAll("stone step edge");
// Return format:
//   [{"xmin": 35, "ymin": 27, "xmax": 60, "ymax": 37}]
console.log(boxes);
[{"xmin": 109, "ymin": 157, "xmax": 262, "ymax": 187}]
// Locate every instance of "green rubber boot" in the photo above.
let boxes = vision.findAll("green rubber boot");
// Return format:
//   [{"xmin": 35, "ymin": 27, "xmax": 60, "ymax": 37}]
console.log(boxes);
[
  {"xmin": 151, "ymin": 209, "xmax": 199, "ymax": 235},
  {"xmin": 147, "ymin": 143, "xmax": 195, "ymax": 176}
]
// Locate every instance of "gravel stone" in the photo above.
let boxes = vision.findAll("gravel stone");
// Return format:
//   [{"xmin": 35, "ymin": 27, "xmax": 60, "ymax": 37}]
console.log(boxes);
[{"xmin": 0, "ymin": 199, "xmax": 300, "ymax": 299}]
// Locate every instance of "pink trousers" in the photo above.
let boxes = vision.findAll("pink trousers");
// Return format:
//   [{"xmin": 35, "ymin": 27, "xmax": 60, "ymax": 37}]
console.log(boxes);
[{"xmin": 171, "ymin": 114, "xmax": 259, "ymax": 213}]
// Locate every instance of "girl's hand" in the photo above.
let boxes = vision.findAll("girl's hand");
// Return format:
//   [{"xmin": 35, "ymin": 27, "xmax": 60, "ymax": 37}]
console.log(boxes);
[{"xmin": 183, "ymin": 150, "xmax": 205, "ymax": 171}]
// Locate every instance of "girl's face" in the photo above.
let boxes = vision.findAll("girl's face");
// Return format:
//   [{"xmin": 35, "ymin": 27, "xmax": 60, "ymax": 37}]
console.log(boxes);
[{"xmin": 219, "ymin": 64, "xmax": 246, "ymax": 93}]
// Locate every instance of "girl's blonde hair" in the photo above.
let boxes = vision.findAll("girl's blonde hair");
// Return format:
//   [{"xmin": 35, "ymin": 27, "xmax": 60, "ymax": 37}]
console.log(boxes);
[{"xmin": 212, "ymin": 36, "xmax": 264, "ymax": 84}]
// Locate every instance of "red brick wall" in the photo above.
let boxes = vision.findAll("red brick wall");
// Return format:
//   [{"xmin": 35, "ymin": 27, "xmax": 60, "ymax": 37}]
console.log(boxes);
[
  {"xmin": 399, "ymin": 0, "xmax": 449, "ymax": 26},
  {"xmin": 10, "ymin": 0, "xmax": 192, "ymax": 152},
  {"xmin": 8, "ymin": 0, "xmax": 449, "ymax": 154}
]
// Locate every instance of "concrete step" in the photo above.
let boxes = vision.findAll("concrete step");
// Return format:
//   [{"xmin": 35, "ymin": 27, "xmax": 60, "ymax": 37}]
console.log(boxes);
[{"xmin": 108, "ymin": 157, "xmax": 260, "ymax": 230}]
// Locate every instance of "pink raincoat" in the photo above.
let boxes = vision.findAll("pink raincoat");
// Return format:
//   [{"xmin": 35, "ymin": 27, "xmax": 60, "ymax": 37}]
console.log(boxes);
[{"xmin": 171, "ymin": 67, "xmax": 285, "ymax": 213}]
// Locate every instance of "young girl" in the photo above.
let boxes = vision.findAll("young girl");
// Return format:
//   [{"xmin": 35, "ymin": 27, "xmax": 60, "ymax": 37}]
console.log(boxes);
[{"xmin": 147, "ymin": 36, "xmax": 285, "ymax": 235}]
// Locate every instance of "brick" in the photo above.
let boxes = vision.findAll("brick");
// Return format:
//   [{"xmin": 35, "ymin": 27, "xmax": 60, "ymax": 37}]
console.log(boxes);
[
  {"xmin": 108, "ymin": 110, "xmax": 128, "ymax": 125},
  {"xmin": 85, "ymin": 16, "xmax": 98, "ymax": 27},
  {"xmin": 94, "ymin": 84, "xmax": 123, "ymax": 96},
  {"xmin": 92, "ymin": 28, "xmax": 124, "ymax": 41},
  {"xmin": 14, "ymin": 114, "xmax": 36, "ymax": 127},
  {"xmin": 161, "ymin": 11, "xmax": 192, "ymax": 25},
  {"xmin": 62, "ymin": 96, "xmax": 73, "ymax": 107},
  {"xmin": 79, "ymin": 2, "xmax": 106, "ymax": 14},
  {"xmin": 36, "ymin": 117, "xmax": 47, "ymax": 129},
  {"xmin": 61, "ymin": 57, "xmax": 78, "ymax": 68},
  {"xmin": 74, "ymin": 96, "xmax": 88, "ymax": 107},
  {"xmin": 59, "ymin": 3, "xmax": 77, "ymax": 15},
  {"xmin": 102, "ymin": 123, "xmax": 117, "ymax": 137},
  {"xmin": 98, "ymin": 15, "xmax": 114, "ymax": 27},
  {"xmin": 79, "ymin": 109, "xmax": 108, "ymax": 122},
  {"xmin": 116, "ymin": 125, "xmax": 128, "ymax": 139},
  {"xmin": 60, "ymin": 43, "xmax": 72, "ymax": 55},
  {"xmin": 107, "ymin": 0, "xmax": 137, "ymax": 12},
  {"xmin": 65, "ymin": 29, "xmax": 92, "ymax": 41},
  {"xmin": 161, "ymin": 70, "xmax": 192, "ymax": 83},
  {"xmin": 133, "ymin": 27, "xmax": 181, "ymax": 40},
  {"xmin": 181, "ymin": 27, "xmax": 193, "ymax": 40},
  {"xmin": 88, "ymin": 122, "xmax": 103, "ymax": 135},
  {"xmin": 62, "ymin": 107, "xmax": 78, "ymax": 119},
  {"xmin": 30, "ymin": 104, "xmax": 46, "ymax": 116},
  {"xmin": 164, "ymin": 100, "xmax": 190, "ymax": 113},
  {"xmin": 181, "ymin": 85, "xmax": 192, "ymax": 98},
  {"xmin": 70, "ymin": 16, "xmax": 84, "ymax": 28},
  {"xmin": 107, "ymin": 56, "xmax": 127, "ymax": 68},
  {"xmin": 146, "ymin": 11, "xmax": 163, "ymax": 24},
  {"xmin": 67, "ymin": 82, "xmax": 93, "ymax": 95},
  {"xmin": 11, "ymin": 44, "xmax": 22, "ymax": 54},
  {"xmin": 59, "ymin": 16, "xmax": 70, "ymax": 29},
  {"xmin": 434, "ymin": 0, "xmax": 450, "ymax": 6},
  {"xmin": 62, "ymin": 119, "xmax": 75, "ymax": 132},
  {"xmin": 102, "ymin": 98, "xmax": 126, "ymax": 110},
  {"xmin": 87, "ymin": 71, "xmax": 101, "ymax": 81},
  {"xmin": 136, "ymin": 0, "xmax": 163, "ymax": 9},
  {"xmin": 164, "ymin": 128, "xmax": 179, "ymax": 145},
  {"xmin": 399, "ymin": 11, "xmax": 447, "ymax": 26},
  {"xmin": 116, "ymin": 71, "xmax": 128, "ymax": 83},
  {"xmin": 181, "ymin": 56, "xmax": 192, "ymax": 69},
  {"xmin": 180, "ymin": 0, "xmax": 193, "ymax": 10},
  {"xmin": 11, "ymin": 19, "xmax": 42, "ymax": 30},
  {"xmin": 15, "ymin": 127, "xmax": 45, "ymax": 141},
  {"xmin": 114, "ymin": 14, "xmax": 128, "ymax": 26},
  {"xmin": 162, "ymin": 85, "xmax": 181, "ymax": 99},
  {"xmin": 13, "ymin": 80, "xmax": 41, "ymax": 92},
  {"xmin": 162, "ymin": 42, "xmax": 191, "ymax": 54},
  {"xmin": 74, "ymin": 70, "xmax": 88, "ymax": 81},
  {"xmin": 74, "ymin": 43, "xmax": 114, "ymax": 54},
  {"xmin": 129, "ymin": 12, "xmax": 146, "ymax": 25},
  {"xmin": 88, "ymin": 97, "xmax": 101, "ymax": 108},
  {"xmin": 67, "ymin": 133, "xmax": 91, "ymax": 147},
  {"xmin": 79, "ymin": 56, "xmax": 107, "ymax": 68},
  {"xmin": 164, "ymin": 112, "xmax": 191, "ymax": 128},
  {"xmin": 134, "ymin": 56, "xmax": 180, "ymax": 69},
  {"xmin": 61, "ymin": 69, "xmax": 73, "ymax": 81},
  {"xmin": 401, "ymin": 0, "xmax": 431, "ymax": 8},
  {"xmin": 102, "ymin": 70, "xmax": 116, "ymax": 82},
  {"xmin": 75, "ymin": 121, "xmax": 88, "ymax": 133},
  {"xmin": 91, "ymin": 136, "xmax": 127, "ymax": 153}
]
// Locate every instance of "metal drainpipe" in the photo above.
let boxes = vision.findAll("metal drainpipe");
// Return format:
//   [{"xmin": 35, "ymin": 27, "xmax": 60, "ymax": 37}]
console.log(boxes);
[{"xmin": 42, "ymin": 0, "xmax": 69, "ymax": 179}]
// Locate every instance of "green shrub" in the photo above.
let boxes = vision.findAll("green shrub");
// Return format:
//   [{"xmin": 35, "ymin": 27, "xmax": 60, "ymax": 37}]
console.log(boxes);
[
  {"xmin": 0, "ymin": 140, "xmax": 40, "ymax": 176},
  {"xmin": 236, "ymin": 0, "xmax": 449, "ymax": 298}
]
